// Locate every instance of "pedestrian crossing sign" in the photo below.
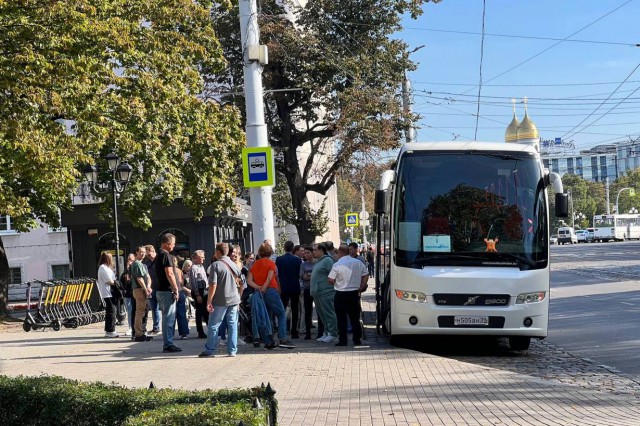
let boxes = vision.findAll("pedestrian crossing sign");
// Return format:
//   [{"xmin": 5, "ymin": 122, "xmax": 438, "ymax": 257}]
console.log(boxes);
[{"xmin": 345, "ymin": 212, "xmax": 359, "ymax": 227}]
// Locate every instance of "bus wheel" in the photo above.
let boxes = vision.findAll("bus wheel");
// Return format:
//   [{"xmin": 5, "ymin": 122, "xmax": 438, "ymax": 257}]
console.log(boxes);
[
  {"xmin": 509, "ymin": 336, "xmax": 531, "ymax": 351},
  {"xmin": 382, "ymin": 310, "xmax": 391, "ymax": 335}
]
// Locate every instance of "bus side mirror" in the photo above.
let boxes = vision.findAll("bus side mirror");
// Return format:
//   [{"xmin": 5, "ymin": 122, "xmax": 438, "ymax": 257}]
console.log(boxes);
[
  {"xmin": 374, "ymin": 189, "xmax": 386, "ymax": 215},
  {"xmin": 555, "ymin": 193, "xmax": 569, "ymax": 217}
]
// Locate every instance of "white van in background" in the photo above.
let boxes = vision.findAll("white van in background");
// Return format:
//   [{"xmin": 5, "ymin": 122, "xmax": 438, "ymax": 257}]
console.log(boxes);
[{"xmin": 557, "ymin": 227, "xmax": 578, "ymax": 244}]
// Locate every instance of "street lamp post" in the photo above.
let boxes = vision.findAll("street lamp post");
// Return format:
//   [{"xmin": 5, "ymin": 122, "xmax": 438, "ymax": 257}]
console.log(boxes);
[
  {"xmin": 574, "ymin": 212, "xmax": 585, "ymax": 228},
  {"xmin": 83, "ymin": 153, "xmax": 133, "ymax": 280},
  {"xmin": 615, "ymin": 187, "xmax": 634, "ymax": 215},
  {"xmin": 567, "ymin": 189, "xmax": 575, "ymax": 228}
]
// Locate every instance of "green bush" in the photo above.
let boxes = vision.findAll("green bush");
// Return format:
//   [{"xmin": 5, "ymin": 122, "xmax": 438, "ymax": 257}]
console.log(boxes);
[{"xmin": 0, "ymin": 375, "xmax": 276, "ymax": 426}]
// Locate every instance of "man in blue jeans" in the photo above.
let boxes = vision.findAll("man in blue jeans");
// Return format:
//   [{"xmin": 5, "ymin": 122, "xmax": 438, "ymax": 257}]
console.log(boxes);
[
  {"xmin": 155, "ymin": 233, "xmax": 181, "ymax": 353},
  {"xmin": 199, "ymin": 242, "xmax": 242, "ymax": 358},
  {"xmin": 143, "ymin": 245, "xmax": 161, "ymax": 335}
]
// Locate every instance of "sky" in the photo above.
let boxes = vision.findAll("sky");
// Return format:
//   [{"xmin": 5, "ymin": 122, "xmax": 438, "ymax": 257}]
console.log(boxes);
[{"xmin": 400, "ymin": 0, "xmax": 640, "ymax": 152}]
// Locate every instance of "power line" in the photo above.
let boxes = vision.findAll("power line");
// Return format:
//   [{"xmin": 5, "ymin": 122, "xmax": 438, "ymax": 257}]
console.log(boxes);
[
  {"xmin": 416, "ymin": 89, "xmax": 640, "ymax": 102},
  {"xmin": 474, "ymin": 0, "xmax": 486, "ymax": 140},
  {"xmin": 411, "ymin": 110, "xmax": 640, "ymax": 117},
  {"xmin": 413, "ymin": 80, "xmax": 640, "ymax": 87},
  {"xmin": 561, "ymin": 63, "xmax": 640, "ymax": 140},
  {"xmin": 427, "ymin": 0, "xmax": 633, "ymax": 108},
  {"xmin": 400, "ymin": 27, "xmax": 639, "ymax": 48},
  {"xmin": 342, "ymin": 21, "xmax": 639, "ymax": 47},
  {"xmin": 414, "ymin": 93, "xmax": 640, "ymax": 107}
]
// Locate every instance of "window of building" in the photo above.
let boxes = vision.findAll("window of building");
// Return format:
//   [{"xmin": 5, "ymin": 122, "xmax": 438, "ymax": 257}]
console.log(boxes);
[
  {"xmin": 51, "ymin": 264, "xmax": 70, "ymax": 279},
  {"xmin": 9, "ymin": 267, "xmax": 22, "ymax": 284},
  {"xmin": 47, "ymin": 209, "xmax": 67, "ymax": 233},
  {"xmin": 576, "ymin": 157, "xmax": 583, "ymax": 177},
  {"xmin": 0, "ymin": 215, "xmax": 14, "ymax": 232},
  {"xmin": 551, "ymin": 158, "xmax": 559, "ymax": 173},
  {"xmin": 600, "ymin": 156, "xmax": 608, "ymax": 180},
  {"xmin": 591, "ymin": 157, "xmax": 599, "ymax": 181},
  {"xmin": 567, "ymin": 158, "xmax": 574, "ymax": 175}
]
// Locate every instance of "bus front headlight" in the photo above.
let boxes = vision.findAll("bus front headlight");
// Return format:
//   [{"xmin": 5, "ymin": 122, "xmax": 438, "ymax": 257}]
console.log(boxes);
[
  {"xmin": 515, "ymin": 292, "xmax": 546, "ymax": 304},
  {"xmin": 395, "ymin": 290, "xmax": 428, "ymax": 303}
]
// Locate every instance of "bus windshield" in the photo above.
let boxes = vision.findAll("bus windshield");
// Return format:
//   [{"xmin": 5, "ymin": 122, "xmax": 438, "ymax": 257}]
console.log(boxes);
[{"xmin": 393, "ymin": 150, "xmax": 548, "ymax": 270}]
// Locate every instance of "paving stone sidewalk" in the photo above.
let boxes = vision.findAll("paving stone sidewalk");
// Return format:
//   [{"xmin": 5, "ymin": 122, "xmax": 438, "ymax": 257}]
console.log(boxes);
[{"xmin": 1, "ymin": 290, "xmax": 639, "ymax": 425}]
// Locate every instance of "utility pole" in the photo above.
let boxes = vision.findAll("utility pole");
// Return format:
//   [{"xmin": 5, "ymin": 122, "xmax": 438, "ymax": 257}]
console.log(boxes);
[
  {"xmin": 360, "ymin": 183, "xmax": 368, "ymax": 248},
  {"xmin": 402, "ymin": 71, "xmax": 416, "ymax": 144},
  {"xmin": 402, "ymin": 45, "xmax": 425, "ymax": 144},
  {"xmin": 605, "ymin": 178, "xmax": 610, "ymax": 214},
  {"xmin": 239, "ymin": 0, "xmax": 274, "ymax": 248}
]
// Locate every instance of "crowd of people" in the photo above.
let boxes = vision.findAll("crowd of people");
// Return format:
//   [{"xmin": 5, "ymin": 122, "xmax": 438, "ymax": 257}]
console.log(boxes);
[{"xmin": 95, "ymin": 233, "xmax": 375, "ymax": 356}]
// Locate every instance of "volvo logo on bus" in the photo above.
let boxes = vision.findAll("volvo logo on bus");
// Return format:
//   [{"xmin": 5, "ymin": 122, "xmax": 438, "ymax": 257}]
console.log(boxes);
[{"xmin": 463, "ymin": 296, "xmax": 480, "ymax": 306}]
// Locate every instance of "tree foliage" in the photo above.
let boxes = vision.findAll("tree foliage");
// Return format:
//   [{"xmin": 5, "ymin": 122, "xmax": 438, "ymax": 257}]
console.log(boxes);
[
  {"xmin": 337, "ymin": 160, "xmax": 393, "ymax": 242},
  {"xmin": 0, "ymin": 0, "xmax": 243, "ymax": 316},
  {"xmin": 208, "ymin": 0, "xmax": 440, "ymax": 243}
]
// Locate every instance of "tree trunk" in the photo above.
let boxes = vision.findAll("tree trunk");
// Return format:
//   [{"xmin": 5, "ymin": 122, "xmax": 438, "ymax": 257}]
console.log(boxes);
[{"xmin": 0, "ymin": 236, "xmax": 10, "ymax": 318}]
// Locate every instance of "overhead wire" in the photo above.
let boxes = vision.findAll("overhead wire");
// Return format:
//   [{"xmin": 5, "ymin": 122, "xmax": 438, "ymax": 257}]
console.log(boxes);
[
  {"xmin": 413, "ymin": 80, "xmax": 640, "ymax": 87},
  {"xmin": 400, "ymin": 26, "xmax": 639, "ymax": 48},
  {"xmin": 415, "ymin": 89, "xmax": 640, "ymax": 102},
  {"xmin": 425, "ymin": 0, "xmax": 633, "ymax": 109},
  {"xmin": 560, "ymin": 63, "xmax": 640, "ymax": 140},
  {"xmin": 474, "ymin": 0, "xmax": 486, "ymax": 140}
]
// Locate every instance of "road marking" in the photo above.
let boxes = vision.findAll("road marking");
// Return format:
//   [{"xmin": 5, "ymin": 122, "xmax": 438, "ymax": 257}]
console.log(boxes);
[{"xmin": 551, "ymin": 281, "xmax": 640, "ymax": 299}]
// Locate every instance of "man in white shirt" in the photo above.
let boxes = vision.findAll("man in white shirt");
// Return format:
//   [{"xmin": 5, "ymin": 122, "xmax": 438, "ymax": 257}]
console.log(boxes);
[{"xmin": 328, "ymin": 244, "xmax": 369, "ymax": 347}]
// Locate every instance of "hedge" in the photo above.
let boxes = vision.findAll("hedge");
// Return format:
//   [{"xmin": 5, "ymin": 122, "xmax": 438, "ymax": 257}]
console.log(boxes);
[{"xmin": 0, "ymin": 375, "xmax": 277, "ymax": 426}]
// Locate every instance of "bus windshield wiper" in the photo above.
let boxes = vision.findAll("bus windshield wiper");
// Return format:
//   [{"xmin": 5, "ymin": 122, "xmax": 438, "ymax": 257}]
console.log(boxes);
[
  {"xmin": 487, "ymin": 252, "xmax": 536, "ymax": 267},
  {"xmin": 412, "ymin": 254, "xmax": 479, "ymax": 266},
  {"xmin": 470, "ymin": 152, "xmax": 523, "ymax": 161}
]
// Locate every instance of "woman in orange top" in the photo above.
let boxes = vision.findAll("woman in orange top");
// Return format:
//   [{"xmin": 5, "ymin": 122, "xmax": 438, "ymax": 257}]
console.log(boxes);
[{"xmin": 248, "ymin": 243, "xmax": 289, "ymax": 348}]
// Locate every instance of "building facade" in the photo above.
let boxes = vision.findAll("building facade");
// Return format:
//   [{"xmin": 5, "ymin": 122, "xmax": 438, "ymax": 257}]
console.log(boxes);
[
  {"xmin": 1, "ymin": 216, "xmax": 70, "ymax": 285},
  {"xmin": 62, "ymin": 187, "xmax": 253, "ymax": 277}
]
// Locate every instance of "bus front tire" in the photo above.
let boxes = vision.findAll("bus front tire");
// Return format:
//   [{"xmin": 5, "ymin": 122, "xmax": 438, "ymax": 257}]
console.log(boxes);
[{"xmin": 509, "ymin": 336, "xmax": 531, "ymax": 351}]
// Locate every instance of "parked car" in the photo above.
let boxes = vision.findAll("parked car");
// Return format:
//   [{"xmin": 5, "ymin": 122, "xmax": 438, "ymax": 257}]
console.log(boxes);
[
  {"xmin": 575, "ymin": 230, "xmax": 594, "ymax": 243},
  {"xmin": 550, "ymin": 234, "xmax": 558, "ymax": 245}
]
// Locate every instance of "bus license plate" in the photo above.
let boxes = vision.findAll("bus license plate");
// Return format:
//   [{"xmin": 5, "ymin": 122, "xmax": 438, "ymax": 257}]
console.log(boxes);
[{"xmin": 454, "ymin": 316, "xmax": 489, "ymax": 326}]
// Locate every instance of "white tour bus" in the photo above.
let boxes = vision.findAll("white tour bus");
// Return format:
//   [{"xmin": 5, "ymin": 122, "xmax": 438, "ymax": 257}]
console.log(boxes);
[
  {"xmin": 592, "ymin": 214, "xmax": 640, "ymax": 241},
  {"xmin": 374, "ymin": 141, "xmax": 568, "ymax": 351}
]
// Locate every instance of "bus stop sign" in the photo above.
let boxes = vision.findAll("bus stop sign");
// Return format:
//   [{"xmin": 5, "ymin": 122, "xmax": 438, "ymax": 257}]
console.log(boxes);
[{"xmin": 242, "ymin": 147, "xmax": 275, "ymax": 187}]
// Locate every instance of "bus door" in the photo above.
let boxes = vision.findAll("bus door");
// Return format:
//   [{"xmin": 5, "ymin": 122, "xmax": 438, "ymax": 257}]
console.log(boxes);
[{"xmin": 374, "ymin": 209, "xmax": 392, "ymax": 334}]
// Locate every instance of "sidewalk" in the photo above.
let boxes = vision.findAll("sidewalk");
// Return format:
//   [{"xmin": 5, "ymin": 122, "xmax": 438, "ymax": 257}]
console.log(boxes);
[{"xmin": 2, "ymin": 290, "xmax": 640, "ymax": 425}]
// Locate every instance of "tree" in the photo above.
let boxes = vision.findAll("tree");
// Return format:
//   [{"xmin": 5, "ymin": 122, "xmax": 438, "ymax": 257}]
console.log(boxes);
[
  {"xmin": 208, "ymin": 0, "xmax": 441, "ymax": 243},
  {"xmin": 0, "ymin": 1, "xmax": 243, "ymax": 317},
  {"xmin": 337, "ymin": 160, "xmax": 394, "ymax": 243},
  {"xmin": 549, "ymin": 174, "xmax": 604, "ymax": 231},
  {"xmin": 610, "ymin": 169, "xmax": 640, "ymax": 214}
]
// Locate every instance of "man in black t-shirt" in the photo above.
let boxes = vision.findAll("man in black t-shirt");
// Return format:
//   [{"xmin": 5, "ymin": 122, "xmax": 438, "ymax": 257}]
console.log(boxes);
[{"xmin": 155, "ymin": 233, "xmax": 181, "ymax": 353}]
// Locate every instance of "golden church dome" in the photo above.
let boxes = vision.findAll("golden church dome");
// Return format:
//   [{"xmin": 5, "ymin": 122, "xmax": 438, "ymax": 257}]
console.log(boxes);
[
  {"xmin": 505, "ymin": 113, "xmax": 520, "ymax": 142},
  {"xmin": 517, "ymin": 110, "xmax": 539, "ymax": 140}
]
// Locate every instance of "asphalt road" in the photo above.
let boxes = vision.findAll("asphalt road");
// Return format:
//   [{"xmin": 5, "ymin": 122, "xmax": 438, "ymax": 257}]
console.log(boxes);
[{"xmin": 548, "ymin": 240, "xmax": 640, "ymax": 381}]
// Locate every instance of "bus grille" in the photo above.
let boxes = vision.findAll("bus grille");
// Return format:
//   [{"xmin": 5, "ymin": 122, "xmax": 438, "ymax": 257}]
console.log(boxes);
[{"xmin": 433, "ymin": 294, "xmax": 510, "ymax": 306}]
